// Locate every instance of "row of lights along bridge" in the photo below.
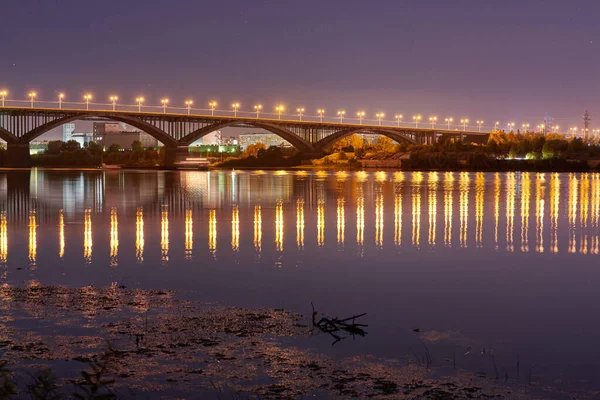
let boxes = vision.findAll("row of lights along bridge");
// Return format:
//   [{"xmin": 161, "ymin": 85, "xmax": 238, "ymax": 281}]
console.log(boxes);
[{"xmin": 0, "ymin": 90, "xmax": 564, "ymax": 134}]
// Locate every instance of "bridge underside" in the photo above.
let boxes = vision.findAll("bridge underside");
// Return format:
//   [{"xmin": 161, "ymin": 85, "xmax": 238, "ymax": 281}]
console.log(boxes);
[{"xmin": 0, "ymin": 108, "xmax": 489, "ymax": 167}]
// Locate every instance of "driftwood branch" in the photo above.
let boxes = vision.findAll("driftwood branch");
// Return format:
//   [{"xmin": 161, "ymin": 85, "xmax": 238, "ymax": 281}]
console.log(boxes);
[{"xmin": 311, "ymin": 302, "xmax": 368, "ymax": 346}]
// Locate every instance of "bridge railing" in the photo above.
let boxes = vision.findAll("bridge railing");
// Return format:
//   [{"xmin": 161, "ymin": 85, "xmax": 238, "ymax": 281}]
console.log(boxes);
[{"xmin": 0, "ymin": 99, "xmax": 494, "ymax": 133}]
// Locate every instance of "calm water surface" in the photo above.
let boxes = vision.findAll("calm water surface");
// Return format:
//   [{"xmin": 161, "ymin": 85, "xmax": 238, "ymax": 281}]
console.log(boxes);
[{"xmin": 1, "ymin": 169, "xmax": 600, "ymax": 392}]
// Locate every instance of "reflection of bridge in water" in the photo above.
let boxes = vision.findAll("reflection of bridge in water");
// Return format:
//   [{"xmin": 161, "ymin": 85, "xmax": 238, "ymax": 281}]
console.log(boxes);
[{"xmin": 1, "ymin": 170, "xmax": 600, "ymax": 268}]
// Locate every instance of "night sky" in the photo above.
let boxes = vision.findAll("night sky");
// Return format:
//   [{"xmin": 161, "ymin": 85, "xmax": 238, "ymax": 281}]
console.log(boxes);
[{"xmin": 1, "ymin": 0, "xmax": 600, "ymax": 132}]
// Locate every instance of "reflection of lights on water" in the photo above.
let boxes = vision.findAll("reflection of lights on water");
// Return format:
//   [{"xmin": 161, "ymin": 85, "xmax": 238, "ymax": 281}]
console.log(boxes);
[
  {"xmin": 136, "ymin": 207, "xmax": 144, "ymax": 263},
  {"xmin": 550, "ymin": 174, "xmax": 560, "ymax": 253},
  {"xmin": 568, "ymin": 174, "xmax": 578, "ymax": 254},
  {"xmin": 110, "ymin": 207, "xmax": 119, "ymax": 267},
  {"xmin": 29, "ymin": 211, "xmax": 38, "ymax": 268},
  {"xmin": 59, "ymin": 209, "xmax": 65, "ymax": 259},
  {"xmin": 355, "ymin": 171, "xmax": 368, "ymax": 182},
  {"xmin": 0, "ymin": 213, "xmax": 7, "ymax": 264},
  {"xmin": 494, "ymin": 173, "xmax": 500, "ymax": 250},
  {"xmin": 231, "ymin": 206, "xmax": 239, "ymax": 252},
  {"xmin": 209, "ymin": 209, "xmax": 217, "ymax": 258},
  {"xmin": 185, "ymin": 209, "xmax": 193, "ymax": 259},
  {"xmin": 579, "ymin": 174, "xmax": 589, "ymax": 254},
  {"xmin": 161, "ymin": 205, "xmax": 169, "ymax": 264},
  {"xmin": 337, "ymin": 197, "xmax": 345, "ymax": 248},
  {"xmin": 428, "ymin": 172, "xmax": 438, "ymax": 247},
  {"xmin": 317, "ymin": 199, "xmax": 325, "ymax": 247},
  {"xmin": 459, "ymin": 172, "xmax": 469, "ymax": 248},
  {"xmin": 394, "ymin": 182, "xmax": 402, "ymax": 246},
  {"xmin": 83, "ymin": 209, "xmax": 92, "ymax": 264},
  {"xmin": 296, "ymin": 200, "xmax": 304, "ymax": 250},
  {"xmin": 356, "ymin": 182, "xmax": 364, "ymax": 254},
  {"xmin": 521, "ymin": 173, "xmax": 531, "ymax": 253},
  {"xmin": 375, "ymin": 187, "xmax": 384, "ymax": 248},
  {"xmin": 444, "ymin": 172, "xmax": 454, "ymax": 247},
  {"xmin": 475, "ymin": 173, "xmax": 485, "ymax": 248},
  {"xmin": 375, "ymin": 171, "xmax": 387, "ymax": 183},
  {"xmin": 591, "ymin": 174, "xmax": 600, "ymax": 254},
  {"xmin": 505, "ymin": 173, "xmax": 515, "ymax": 252},
  {"xmin": 535, "ymin": 174, "xmax": 545, "ymax": 253},
  {"xmin": 254, "ymin": 205, "xmax": 262, "ymax": 253},
  {"xmin": 412, "ymin": 184, "xmax": 421, "ymax": 247},
  {"xmin": 275, "ymin": 201, "xmax": 284, "ymax": 252},
  {"xmin": 335, "ymin": 171, "xmax": 349, "ymax": 181}
]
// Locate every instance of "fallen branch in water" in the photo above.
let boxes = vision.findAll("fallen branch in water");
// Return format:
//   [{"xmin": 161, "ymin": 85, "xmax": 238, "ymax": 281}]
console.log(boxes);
[{"xmin": 311, "ymin": 303, "xmax": 368, "ymax": 346}]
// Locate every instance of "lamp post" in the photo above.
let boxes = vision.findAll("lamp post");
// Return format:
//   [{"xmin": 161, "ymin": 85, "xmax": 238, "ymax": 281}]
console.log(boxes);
[
  {"xmin": 254, "ymin": 104, "xmax": 262, "ymax": 118},
  {"xmin": 376, "ymin": 113, "xmax": 385, "ymax": 126},
  {"xmin": 553, "ymin": 125, "xmax": 560, "ymax": 134},
  {"xmin": 460, "ymin": 119, "xmax": 469, "ymax": 130},
  {"xmin": 476, "ymin": 120, "xmax": 484, "ymax": 132},
  {"xmin": 83, "ymin": 94, "xmax": 92, "ymax": 110},
  {"xmin": 429, "ymin": 116, "xmax": 438, "ymax": 129},
  {"xmin": 413, "ymin": 115, "xmax": 421, "ymax": 128},
  {"xmin": 136, "ymin": 97, "xmax": 144, "ymax": 112},
  {"xmin": 570, "ymin": 127, "xmax": 577, "ymax": 137},
  {"xmin": 522, "ymin": 123, "xmax": 530, "ymax": 132},
  {"xmin": 276, "ymin": 105, "xmax": 284, "ymax": 120},
  {"xmin": 494, "ymin": 121, "xmax": 500, "ymax": 132},
  {"xmin": 0, "ymin": 91, "xmax": 6, "ymax": 107},
  {"xmin": 29, "ymin": 92, "xmax": 37, "ymax": 108},
  {"xmin": 109, "ymin": 96, "xmax": 118, "ymax": 111},
  {"xmin": 357, "ymin": 111, "xmax": 365, "ymax": 124},
  {"xmin": 445, "ymin": 117, "xmax": 453, "ymax": 129},
  {"xmin": 185, "ymin": 100, "xmax": 193, "ymax": 115},
  {"xmin": 231, "ymin": 103, "xmax": 240, "ymax": 117},
  {"xmin": 58, "ymin": 93, "xmax": 64, "ymax": 109},
  {"xmin": 161, "ymin": 98, "xmax": 169, "ymax": 113},
  {"xmin": 337, "ymin": 110, "xmax": 345, "ymax": 123},
  {"xmin": 507, "ymin": 122, "xmax": 515, "ymax": 132},
  {"xmin": 297, "ymin": 107, "xmax": 305, "ymax": 121},
  {"xmin": 317, "ymin": 109, "xmax": 325, "ymax": 122},
  {"xmin": 395, "ymin": 114, "xmax": 403, "ymax": 127},
  {"xmin": 209, "ymin": 101, "xmax": 217, "ymax": 116}
]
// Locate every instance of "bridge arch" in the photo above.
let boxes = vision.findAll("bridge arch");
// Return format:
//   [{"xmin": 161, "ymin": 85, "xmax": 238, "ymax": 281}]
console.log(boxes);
[
  {"xmin": 18, "ymin": 112, "xmax": 178, "ymax": 147},
  {"xmin": 0, "ymin": 127, "xmax": 19, "ymax": 144},
  {"xmin": 179, "ymin": 119, "xmax": 314, "ymax": 153},
  {"xmin": 314, "ymin": 127, "xmax": 417, "ymax": 152}
]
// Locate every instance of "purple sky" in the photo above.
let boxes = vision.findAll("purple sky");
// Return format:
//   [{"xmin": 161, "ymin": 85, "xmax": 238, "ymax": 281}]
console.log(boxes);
[{"xmin": 1, "ymin": 0, "xmax": 600, "ymax": 136}]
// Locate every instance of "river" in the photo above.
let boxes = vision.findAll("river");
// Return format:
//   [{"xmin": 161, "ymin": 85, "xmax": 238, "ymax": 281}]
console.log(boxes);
[{"xmin": 0, "ymin": 169, "xmax": 599, "ymax": 397}]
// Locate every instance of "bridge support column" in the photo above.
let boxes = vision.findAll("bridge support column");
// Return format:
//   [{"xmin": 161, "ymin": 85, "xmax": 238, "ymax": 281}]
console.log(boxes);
[
  {"xmin": 6, "ymin": 143, "xmax": 31, "ymax": 168},
  {"xmin": 163, "ymin": 146, "xmax": 189, "ymax": 169}
]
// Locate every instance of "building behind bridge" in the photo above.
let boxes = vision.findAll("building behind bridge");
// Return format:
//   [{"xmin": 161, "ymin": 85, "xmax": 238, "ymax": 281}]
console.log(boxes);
[
  {"xmin": 238, "ymin": 133, "xmax": 292, "ymax": 150},
  {"xmin": 92, "ymin": 122, "xmax": 159, "ymax": 149}
]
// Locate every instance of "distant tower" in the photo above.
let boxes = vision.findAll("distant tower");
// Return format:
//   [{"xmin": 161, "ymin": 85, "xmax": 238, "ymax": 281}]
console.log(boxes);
[
  {"xmin": 543, "ymin": 113, "xmax": 555, "ymax": 135},
  {"xmin": 583, "ymin": 110, "xmax": 592, "ymax": 140}
]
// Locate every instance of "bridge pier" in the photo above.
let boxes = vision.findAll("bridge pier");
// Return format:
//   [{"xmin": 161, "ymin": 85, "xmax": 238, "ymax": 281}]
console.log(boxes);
[
  {"xmin": 163, "ymin": 146, "xmax": 190, "ymax": 168},
  {"xmin": 6, "ymin": 143, "xmax": 31, "ymax": 168}
]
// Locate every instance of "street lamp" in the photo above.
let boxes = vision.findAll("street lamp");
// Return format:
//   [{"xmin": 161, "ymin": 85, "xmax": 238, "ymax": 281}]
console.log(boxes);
[
  {"xmin": 232, "ymin": 102, "xmax": 240, "ymax": 117},
  {"xmin": 507, "ymin": 122, "xmax": 515, "ymax": 132},
  {"xmin": 58, "ymin": 93, "xmax": 64, "ymax": 109},
  {"xmin": 254, "ymin": 104, "xmax": 262, "ymax": 118},
  {"xmin": 29, "ymin": 92, "xmax": 37, "ymax": 108},
  {"xmin": 317, "ymin": 109, "xmax": 325, "ymax": 123},
  {"xmin": 494, "ymin": 121, "xmax": 500, "ymax": 132},
  {"xmin": 429, "ymin": 116, "xmax": 438, "ymax": 129},
  {"xmin": 0, "ymin": 91, "xmax": 6, "ymax": 107},
  {"xmin": 412, "ymin": 115, "xmax": 422, "ymax": 128},
  {"xmin": 445, "ymin": 117, "xmax": 453, "ymax": 129},
  {"xmin": 337, "ymin": 110, "xmax": 346, "ymax": 123},
  {"xmin": 275, "ymin": 105, "xmax": 285, "ymax": 120},
  {"xmin": 460, "ymin": 118, "xmax": 469, "ymax": 130},
  {"xmin": 83, "ymin": 94, "xmax": 92, "ymax": 110},
  {"xmin": 376, "ymin": 113, "xmax": 385, "ymax": 126},
  {"xmin": 395, "ymin": 114, "xmax": 403, "ymax": 127},
  {"xmin": 185, "ymin": 100, "xmax": 193, "ymax": 115},
  {"xmin": 476, "ymin": 120, "xmax": 484, "ymax": 132},
  {"xmin": 109, "ymin": 96, "xmax": 118, "ymax": 111},
  {"xmin": 161, "ymin": 98, "xmax": 169, "ymax": 113},
  {"xmin": 537, "ymin": 124, "xmax": 545, "ymax": 134},
  {"xmin": 209, "ymin": 101, "xmax": 217, "ymax": 116},
  {"xmin": 553, "ymin": 125, "xmax": 560, "ymax": 133},
  {"xmin": 522, "ymin": 123, "xmax": 530, "ymax": 132},
  {"xmin": 297, "ymin": 107, "xmax": 305, "ymax": 121},
  {"xmin": 357, "ymin": 111, "xmax": 365, "ymax": 124},
  {"xmin": 570, "ymin": 127, "xmax": 578, "ymax": 137},
  {"xmin": 136, "ymin": 97, "xmax": 145, "ymax": 112}
]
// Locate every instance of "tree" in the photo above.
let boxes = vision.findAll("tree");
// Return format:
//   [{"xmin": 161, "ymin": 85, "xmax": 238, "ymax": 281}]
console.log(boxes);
[
  {"xmin": 241, "ymin": 142, "xmax": 266, "ymax": 158},
  {"xmin": 46, "ymin": 140, "xmax": 63, "ymax": 155},
  {"xmin": 87, "ymin": 141, "xmax": 103, "ymax": 157},
  {"xmin": 61, "ymin": 140, "xmax": 81, "ymax": 152},
  {"xmin": 132, "ymin": 140, "xmax": 143, "ymax": 152},
  {"xmin": 349, "ymin": 134, "xmax": 364, "ymax": 151},
  {"xmin": 541, "ymin": 142, "xmax": 556, "ymax": 159},
  {"xmin": 108, "ymin": 143, "xmax": 122, "ymax": 153},
  {"xmin": 375, "ymin": 136, "xmax": 395, "ymax": 153}
]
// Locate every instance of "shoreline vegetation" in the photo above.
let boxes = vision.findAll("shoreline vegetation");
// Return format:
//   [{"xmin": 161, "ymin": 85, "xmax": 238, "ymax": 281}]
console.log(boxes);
[{"xmin": 1, "ymin": 131, "xmax": 599, "ymax": 172}]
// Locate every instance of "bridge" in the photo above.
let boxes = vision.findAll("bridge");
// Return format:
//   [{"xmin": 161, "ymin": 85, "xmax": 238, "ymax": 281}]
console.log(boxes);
[{"xmin": 0, "ymin": 103, "xmax": 490, "ymax": 167}]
